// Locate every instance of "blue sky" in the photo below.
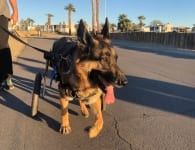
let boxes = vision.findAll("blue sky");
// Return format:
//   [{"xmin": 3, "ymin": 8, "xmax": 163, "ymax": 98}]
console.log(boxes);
[{"xmin": 17, "ymin": 0, "xmax": 194, "ymax": 27}]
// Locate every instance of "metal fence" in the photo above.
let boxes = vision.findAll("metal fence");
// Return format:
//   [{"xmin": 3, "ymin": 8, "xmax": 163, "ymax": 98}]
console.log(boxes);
[{"xmin": 110, "ymin": 32, "xmax": 195, "ymax": 50}]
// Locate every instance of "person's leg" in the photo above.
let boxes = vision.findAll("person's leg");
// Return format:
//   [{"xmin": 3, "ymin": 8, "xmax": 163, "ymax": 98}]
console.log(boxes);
[
  {"xmin": 0, "ymin": 15, "xmax": 9, "ymax": 49},
  {"xmin": 0, "ymin": 15, "xmax": 14, "ymax": 90}
]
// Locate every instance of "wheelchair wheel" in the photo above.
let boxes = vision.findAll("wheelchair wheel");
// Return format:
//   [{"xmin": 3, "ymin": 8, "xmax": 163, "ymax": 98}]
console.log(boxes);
[{"xmin": 31, "ymin": 72, "xmax": 42, "ymax": 117}]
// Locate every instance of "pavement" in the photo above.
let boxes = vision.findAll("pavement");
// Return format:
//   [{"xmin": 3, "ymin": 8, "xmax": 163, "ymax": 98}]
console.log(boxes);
[{"xmin": 1, "ymin": 34, "xmax": 195, "ymax": 150}]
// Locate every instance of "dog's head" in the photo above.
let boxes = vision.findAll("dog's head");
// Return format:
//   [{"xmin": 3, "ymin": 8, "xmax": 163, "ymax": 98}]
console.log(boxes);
[{"xmin": 76, "ymin": 18, "xmax": 128, "ymax": 88}]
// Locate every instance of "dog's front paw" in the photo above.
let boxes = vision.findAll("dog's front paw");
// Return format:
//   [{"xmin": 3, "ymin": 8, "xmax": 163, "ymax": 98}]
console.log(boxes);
[
  {"xmin": 89, "ymin": 117, "xmax": 103, "ymax": 138},
  {"xmin": 89, "ymin": 127, "xmax": 100, "ymax": 138},
  {"xmin": 59, "ymin": 125, "xmax": 72, "ymax": 135}
]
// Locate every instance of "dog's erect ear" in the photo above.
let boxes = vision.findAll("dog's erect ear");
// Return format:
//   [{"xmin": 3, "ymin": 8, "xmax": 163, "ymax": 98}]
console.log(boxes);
[
  {"xmin": 77, "ymin": 19, "xmax": 92, "ymax": 45},
  {"xmin": 101, "ymin": 17, "xmax": 110, "ymax": 39}
]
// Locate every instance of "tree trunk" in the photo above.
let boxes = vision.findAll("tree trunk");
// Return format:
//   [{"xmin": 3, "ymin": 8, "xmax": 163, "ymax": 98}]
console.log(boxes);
[
  {"xmin": 96, "ymin": 0, "xmax": 100, "ymax": 33},
  {"xmin": 91, "ymin": 0, "xmax": 96, "ymax": 33},
  {"xmin": 68, "ymin": 11, "xmax": 71, "ymax": 35},
  {"xmin": 48, "ymin": 17, "xmax": 51, "ymax": 26}
]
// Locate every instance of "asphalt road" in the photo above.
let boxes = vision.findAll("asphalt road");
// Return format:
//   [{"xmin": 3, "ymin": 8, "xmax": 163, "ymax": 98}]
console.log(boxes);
[{"xmin": 1, "ymin": 37, "xmax": 195, "ymax": 150}]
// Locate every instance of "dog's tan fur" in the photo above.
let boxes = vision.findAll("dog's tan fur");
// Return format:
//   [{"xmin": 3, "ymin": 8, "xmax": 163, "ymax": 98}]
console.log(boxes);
[
  {"xmin": 53, "ymin": 18, "xmax": 127, "ymax": 138},
  {"xmin": 59, "ymin": 60, "xmax": 105, "ymax": 138}
]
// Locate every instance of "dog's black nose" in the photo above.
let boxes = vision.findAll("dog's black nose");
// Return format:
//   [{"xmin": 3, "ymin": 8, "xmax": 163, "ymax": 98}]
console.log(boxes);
[
  {"xmin": 115, "ymin": 78, "xmax": 128, "ymax": 87},
  {"xmin": 122, "ymin": 79, "xmax": 128, "ymax": 86}
]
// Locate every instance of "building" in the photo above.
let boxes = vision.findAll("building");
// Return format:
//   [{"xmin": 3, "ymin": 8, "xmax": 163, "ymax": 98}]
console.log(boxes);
[
  {"xmin": 142, "ymin": 26, "xmax": 150, "ymax": 32},
  {"xmin": 163, "ymin": 23, "xmax": 173, "ymax": 32},
  {"xmin": 172, "ymin": 26, "xmax": 191, "ymax": 33},
  {"xmin": 150, "ymin": 24, "xmax": 164, "ymax": 32},
  {"xmin": 150, "ymin": 23, "xmax": 173, "ymax": 32}
]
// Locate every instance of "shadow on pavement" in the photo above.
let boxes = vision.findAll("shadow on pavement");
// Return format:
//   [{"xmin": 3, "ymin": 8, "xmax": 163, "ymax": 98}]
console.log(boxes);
[
  {"xmin": 16, "ymin": 56, "xmax": 46, "ymax": 65},
  {"xmin": 0, "ymin": 74, "xmax": 79, "ymax": 131},
  {"xmin": 0, "ymin": 89, "xmax": 60, "ymax": 132},
  {"xmin": 13, "ymin": 59, "xmax": 46, "ymax": 75},
  {"xmin": 115, "ymin": 75, "xmax": 195, "ymax": 118},
  {"xmin": 0, "ymin": 74, "xmax": 60, "ymax": 129}
]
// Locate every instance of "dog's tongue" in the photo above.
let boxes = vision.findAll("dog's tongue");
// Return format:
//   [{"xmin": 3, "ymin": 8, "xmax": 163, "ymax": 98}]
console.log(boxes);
[{"xmin": 104, "ymin": 85, "xmax": 115, "ymax": 104}]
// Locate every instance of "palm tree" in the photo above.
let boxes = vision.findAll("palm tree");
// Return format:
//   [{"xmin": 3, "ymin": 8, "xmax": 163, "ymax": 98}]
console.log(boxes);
[
  {"xmin": 117, "ymin": 14, "xmax": 132, "ymax": 32},
  {"xmin": 26, "ymin": 18, "xmax": 35, "ymax": 26},
  {"xmin": 64, "ymin": 3, "xmax": 76, "ymax": 35},
  {"xmin": 91, "ymin": 0, "xmax": 96, "ymax": 33},
  {"xmin": 46, "ymin": 13, "xmax": 54, "ymax": 26},
  {"xmin": 138, "ymin": 15, "xmax": 145, "ymax": 30}
]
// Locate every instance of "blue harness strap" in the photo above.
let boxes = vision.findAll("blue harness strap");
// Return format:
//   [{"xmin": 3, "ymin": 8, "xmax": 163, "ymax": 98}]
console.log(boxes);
[{"xmin": 50, "ymin": 66, "xmax": 58, "ymax": 87}]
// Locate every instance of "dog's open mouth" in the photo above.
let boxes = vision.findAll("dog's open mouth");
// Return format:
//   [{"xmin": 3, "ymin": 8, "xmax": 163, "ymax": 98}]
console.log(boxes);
[
  {"xmin": 104, "ymin": 84, "xmax": 115, "ymax": 104},
  {"xmin": 89, "ymin": 70, "xmax": 116, "ymax": 104},
  {"xmin": 97, "ymin": 74, "xmax": 116, "ymax": 104}
]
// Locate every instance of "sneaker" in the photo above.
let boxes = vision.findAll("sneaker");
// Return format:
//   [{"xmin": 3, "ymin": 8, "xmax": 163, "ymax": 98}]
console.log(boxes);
[{"xmin": 5, "ymin": 75, "xmax": 14, "ymax": 90}]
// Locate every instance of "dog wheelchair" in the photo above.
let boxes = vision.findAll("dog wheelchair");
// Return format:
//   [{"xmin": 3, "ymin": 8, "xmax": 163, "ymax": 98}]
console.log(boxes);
[{"xmin": 31, "ymin": 46, "xmax": 107, "ymax": 117}]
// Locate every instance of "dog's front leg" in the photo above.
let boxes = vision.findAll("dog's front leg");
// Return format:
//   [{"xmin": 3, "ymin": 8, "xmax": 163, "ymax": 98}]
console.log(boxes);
[
  {"xmin": 79, "ymin": 101, "xmax": 89, "ymax": 118},
  {"xmin": 89, "ymin": 98, "xmax": 103, "ymax": 138},
  {"xmin": 59, "ymin": 97, "xmax": 71, "ymax": 134}
]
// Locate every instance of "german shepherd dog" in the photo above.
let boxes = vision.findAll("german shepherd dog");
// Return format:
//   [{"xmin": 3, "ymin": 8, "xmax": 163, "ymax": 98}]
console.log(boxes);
[{"xmin": 48, "ymin": 18, "xmax": 128, "ymax": 138}]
